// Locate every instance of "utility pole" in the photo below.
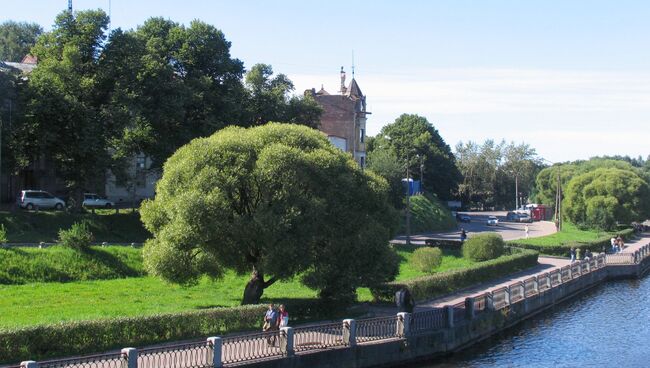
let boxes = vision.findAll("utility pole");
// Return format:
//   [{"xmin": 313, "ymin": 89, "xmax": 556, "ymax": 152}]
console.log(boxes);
[
  {"xmin": 405, "ymin": 152, "xmax": 411, "ymax": 246},
  {"xmin": 418, "ymin": 154, "xmax": 424, "ymax": 193},
  {"xmin": 515, "ymin": 174, "xmax": 519, "ymax": 210}
]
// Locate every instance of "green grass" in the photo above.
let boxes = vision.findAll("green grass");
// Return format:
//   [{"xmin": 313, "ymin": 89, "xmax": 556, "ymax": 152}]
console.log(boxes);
[
  {"xmin": 0, "ymin": 211, "xmax": 150, "ymax": 243},
  {"xmin": 399, "ymin": 194, "xmax": 457, "ymax": 234},
  {"xmin": 0, "ymin": 245, "xmax": 144, "ymax": 284},
  {"xmin": 507, "ymin": 222, "xmax": 612, "ymax": 247},
  {"xmin": 0, "ymin": 245, "xmax": 477, "ymax": 329}
]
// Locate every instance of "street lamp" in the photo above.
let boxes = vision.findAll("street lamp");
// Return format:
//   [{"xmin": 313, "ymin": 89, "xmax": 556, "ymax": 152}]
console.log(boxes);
[
  {"xmin": 542, "ymin": 158, "xmax": 562, "ymax": 232},
  {"xmin": 385, "ymin": 135, "xmax": 413, "ymax": 246}
]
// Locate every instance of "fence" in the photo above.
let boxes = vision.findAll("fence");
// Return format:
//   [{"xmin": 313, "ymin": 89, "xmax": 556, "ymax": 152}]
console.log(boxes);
[{"xmin": 18, "ymin": 250, "xmax": 650, "ymax": 368}]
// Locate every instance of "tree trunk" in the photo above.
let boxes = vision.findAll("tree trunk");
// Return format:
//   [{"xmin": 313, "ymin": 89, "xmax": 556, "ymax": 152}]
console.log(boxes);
[{"xmin": 241, "ymin": 268, "xmax": 278, "ymax": 305}]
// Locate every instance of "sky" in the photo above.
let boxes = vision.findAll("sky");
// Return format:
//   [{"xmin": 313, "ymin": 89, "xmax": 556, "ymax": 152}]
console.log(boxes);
[{"xmin": 2, "ymin": 0, "xmax": 650, "ymax": 162}]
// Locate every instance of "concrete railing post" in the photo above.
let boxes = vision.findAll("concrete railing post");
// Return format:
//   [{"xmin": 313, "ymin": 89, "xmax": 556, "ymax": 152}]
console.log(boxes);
[
  {"xmin": 586, "ymin": 260, "xmax": 591, "ymax": 273},
  {"xmin": 121, "ymin": 348, "xmax": 137, "ymax": 368},
  {"xmin": 505, "ymin": 287, "xmax": 511, "ymax": 305},
  {"xmin": 465, "ymin": 297, "xmax": 476, "ymax": 320},
  {"xmin": 445, "ymin": 305, "xmax": 454, "ymax": 328},
  {"xmin": 396, "ymin": 312, "xmax": 411, "ymax": 337},
  {"xmin": 207, "ymin": 337, "xmax": 223, "ymax": 368},
  {"xmin": 280, "ymin": 327, "xmax": 294, "ymax": 357},
  {"xmin": 343, "ymin": 319, "xmax": 356, "ymax": 347},
  {"xmin": 20, "ymin": 361, "xmax": 38, "ymax": 368},
  {"xmin": 533, "ymin": 276, "xmax": 539, "ymax": 294},
  {"xmin": 486, "ymin": 292, "xmax": 495, "ymax": 311}
]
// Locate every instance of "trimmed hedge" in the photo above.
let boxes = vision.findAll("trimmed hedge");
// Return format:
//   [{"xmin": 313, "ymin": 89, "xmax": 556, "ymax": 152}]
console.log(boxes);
[
  {"xmin": 462, "ymin": 233, "xmax": 505, "ymax": 261},
  {"xmin": 0, "ymin": 304, "xmax": 266, "ymax": 363},
  {"xmin": 410, "ymin": 247, "xmax": 443, "ymax": 273},
  {"xmin": 509, "ymin": 228, "xmax": 635, "ymax": 256},
  {"xmin": 371, "ymin": 248, "xmax": 539, "ymax": 302}
]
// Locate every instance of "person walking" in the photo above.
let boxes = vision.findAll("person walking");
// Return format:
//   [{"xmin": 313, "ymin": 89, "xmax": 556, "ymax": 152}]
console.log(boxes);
[
  {"xmin": 263, "ymin": 303, "xmax": 278, "ymax": 346},
  {"xmin": 460, "ymin": 228, "xmax": 467, "ymax": 243},
  {"xmin": 570, "ymin": 247, "xmax": 576, "ymax": 263},
  {"xmin": 524, "ymin": 224, "xmax": 530, "ymax": 239},
  {"xmin": 611, "ymin": 236, "xmax": 617, "ymax": 253},
  {"xmin": 277, "ymin": 304, "xmax": 289, "ymax": 328}
]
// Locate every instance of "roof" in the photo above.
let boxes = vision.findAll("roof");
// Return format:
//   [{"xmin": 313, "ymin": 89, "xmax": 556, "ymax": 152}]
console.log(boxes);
[
  {"xmin": 21, "ymin": 54, "xmax": 37, "ymax": 64},
  {"xmin": 347, "ymin": 78, "xmax": 363, "ymax": 98},
  {"xmin": 1, "ymin": 61, "xmax": 36, "ymax": 74}
]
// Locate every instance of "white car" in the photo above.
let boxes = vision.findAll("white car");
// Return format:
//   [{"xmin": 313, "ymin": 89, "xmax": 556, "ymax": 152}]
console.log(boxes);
[
  {"xmin": 83, "ymin": 193, "xmax": 115, "ymax": 208},
  {"xmin": 487, "ymin": 216, "xmax": 499, "ymax": 226},
  {"xmin": 17, "ymin": 190, "xmax": 65, "ymax": 210}
]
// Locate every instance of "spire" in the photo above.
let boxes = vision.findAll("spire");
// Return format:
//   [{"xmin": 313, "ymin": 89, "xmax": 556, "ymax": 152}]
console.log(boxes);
[{"xmin": 347, "ymin": 78, "xmax": 363, "ymax": 98}]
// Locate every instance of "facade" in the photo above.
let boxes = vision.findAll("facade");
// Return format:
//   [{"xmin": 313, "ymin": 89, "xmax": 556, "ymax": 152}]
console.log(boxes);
[{"xmin": 306, "ymin": 67, "xmax": 369, "ymax": 167}]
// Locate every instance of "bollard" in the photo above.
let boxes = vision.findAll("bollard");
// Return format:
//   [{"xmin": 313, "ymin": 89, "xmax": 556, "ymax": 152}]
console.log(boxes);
[
  {"xmin": 21, "ymin": 361, "xmax": 38, "ymax": 368},
  {"xmin": 445, "ymin": 305, "xmax": 454, "ymax": 328},
  {"xmin": 343, "ymin": 319, "xmax": 356, "ymax": 347},
  {"xmin": 121, "ymin": 348, "xmax": 137, "ymax": 368},
  {"xmin": 280, "ymin": 327, "xmax": 294, "ymax": 357},
  {"xmin": 207, "ymin": 337, "xmax": 223, "ymax": 368},
  {"xmin": 396, "ymin": 312, "xmax": 411, "ymax": 337}
]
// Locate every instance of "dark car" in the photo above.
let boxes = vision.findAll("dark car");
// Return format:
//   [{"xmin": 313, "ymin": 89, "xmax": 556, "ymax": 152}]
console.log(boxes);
[
  {"xmin": 506, "ymin": 211, "xmax": 519, "ymax": 221},
  {"xmin": 456, "ymin": 213, "xmax": 471, "ymax": 223}
]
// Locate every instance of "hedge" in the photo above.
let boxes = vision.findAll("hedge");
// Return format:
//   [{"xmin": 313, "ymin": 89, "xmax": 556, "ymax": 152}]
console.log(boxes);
[
  {"xmin": 508, "ymin": 228, "xmax": 636, "ymax": 256},
  {"xmin": 0, "ymin": 304, "xmax": 266, "ymax": 363},
  {"xmin": 371, "ymin": 248, "xmax": 539, "ymax": 302}
]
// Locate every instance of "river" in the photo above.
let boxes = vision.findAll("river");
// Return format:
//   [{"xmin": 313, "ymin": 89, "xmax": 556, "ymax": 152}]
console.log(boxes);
[{"xmin": 408, "ymin": 276, "xmax": 650, "ymax": 368}]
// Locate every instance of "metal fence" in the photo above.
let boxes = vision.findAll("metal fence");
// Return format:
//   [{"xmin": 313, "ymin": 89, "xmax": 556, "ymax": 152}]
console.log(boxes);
[
  {"xmin": 38, "ymin": 352, "xmax": 125, "ymax": 368},
  {"xmin": 138, "ymin": 341, "xmax": 211, "ymax": 368},
  {"xmin": 293, "ymin": 322, "xmax": 346, "ymax": 352},
  {"xmin": 550, "ymin": 269, "xmax": 562, "ymax": 286},
  {"xmin": 509, "ymin": 282, "xmax": 525, "ymax": 303},
  {"xmin": 355, "ymin": 316, "xmax": 397, "ymax": 343},
  {"xmin": 473, "ymin": 293, "xmax": 488, "ymax": 314},
  {"xmin": 221, "ymin": 330, "xmax": 283, "ymax": 364},
  {"xmin": 492, "ymin": 287, "xmax": 508, "ymax": 309},
  {"xmin": 570, "ymin": 263, "xmax": 581, "ymax": 278},
  {"xmin": 523, "ymin": 277, "xmax": 537, "ymax": 297},
  {"xmin": 538, "ymin": 273, "xmax": 551, "ymax": 291},
  {"xmin": 606, "ymin": 253, "xmax": 636, "ymax": 265},
  {"xmin": 411, "ymin": 308, "xmax": 446, "ymax": 333},
  {"xmin": 560, "ymin": 266, "xmax": 571, "ymax": 282}
]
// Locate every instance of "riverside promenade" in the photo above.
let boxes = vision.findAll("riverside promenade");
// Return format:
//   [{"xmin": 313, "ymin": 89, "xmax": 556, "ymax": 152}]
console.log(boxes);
[{"xmin": 10, "ymin": 233, "xmax": 650, "ymax": 368}]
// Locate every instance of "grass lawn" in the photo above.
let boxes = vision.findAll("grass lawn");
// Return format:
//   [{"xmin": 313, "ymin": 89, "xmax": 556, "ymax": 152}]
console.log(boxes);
[
  {"xmin": 0, "ymin": 246, "xmax": 474, "ymax": 329},
  {"xmin": 507, "ymin": 222, "xmax": 612, "ymax": 246}
]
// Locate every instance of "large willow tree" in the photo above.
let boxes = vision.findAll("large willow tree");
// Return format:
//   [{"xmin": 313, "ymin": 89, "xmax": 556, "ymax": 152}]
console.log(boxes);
[{"xmin": 141, "ymin": 123, "xmax": 399, "ymax": 304}]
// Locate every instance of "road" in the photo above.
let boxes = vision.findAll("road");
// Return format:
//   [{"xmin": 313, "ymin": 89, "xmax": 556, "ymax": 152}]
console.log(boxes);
[{"xmin": 391, "ymin": 211, "xmax": 557, "ymax": 244}]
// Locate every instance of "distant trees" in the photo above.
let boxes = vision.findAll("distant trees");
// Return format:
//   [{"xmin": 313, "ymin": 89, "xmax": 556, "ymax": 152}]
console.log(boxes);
[
  {"xmin": 0, "ymin": 21, "xmax": 42, "ymax": 62},
  {"xmin": 140, "ymin": 124, "xmax": 399, "ymax": 304},
  {"xmin": 455, "ymin": 140, "xmax": 542, "ymax": 209}
]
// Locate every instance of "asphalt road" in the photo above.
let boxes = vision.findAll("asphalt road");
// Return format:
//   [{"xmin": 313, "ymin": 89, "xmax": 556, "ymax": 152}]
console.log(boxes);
[{"xmin": 392, "ymin": 211, "xmax": 557, "ymax": 244}]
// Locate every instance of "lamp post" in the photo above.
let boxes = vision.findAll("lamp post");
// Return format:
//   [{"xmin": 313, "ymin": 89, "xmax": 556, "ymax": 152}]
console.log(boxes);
[
  {"xmin": 542, "ymin": 158, "xmax": 562, "ymax": 232},
  {"xmin": 405, "ymin": 152, "xmax": 411, "ymax": 246}
]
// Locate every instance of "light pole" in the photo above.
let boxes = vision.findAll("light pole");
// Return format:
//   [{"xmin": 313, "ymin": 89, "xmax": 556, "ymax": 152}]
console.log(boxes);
[
  {"xmin": 542, "ymin": 158, "xmax": 562, "ymax": 232},
  {"xmin": 405, "ymin": 151, "xmax": 411, "ymax": 246}
]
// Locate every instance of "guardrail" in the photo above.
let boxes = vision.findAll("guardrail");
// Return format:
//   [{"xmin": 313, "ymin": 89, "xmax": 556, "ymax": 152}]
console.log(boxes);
[{"xmin": 15, "ymin": 246, "xmax": 650, "ymax": 368}]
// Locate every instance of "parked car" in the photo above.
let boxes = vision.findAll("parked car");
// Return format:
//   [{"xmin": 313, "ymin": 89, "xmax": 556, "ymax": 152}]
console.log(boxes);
[
  {"xmin": 83, "ymin": 193, "xmax": 115, "ymax": 208},
  {"xmin": 506, "ymin": 211, "xmax": 533, "ymax": 223},
  {"xmin": 456, "ymin": 213, "xmax": 471, "ymax": 223},
  {"xmin": 17, "ymin": 190, "xmax": 65, "ymax": 210},
  {"xmin": 518, "ymin": 214, "xmax": 533, "ymax": 223},
  {"xmin": 487, "ymin": 216, "xmax": 499, "ymax": 226}
]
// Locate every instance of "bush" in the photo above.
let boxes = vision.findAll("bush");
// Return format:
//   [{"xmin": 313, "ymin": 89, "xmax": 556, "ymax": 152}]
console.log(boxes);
[
  {"xmin": 371, "ymin": 248, "xmax": 538, "ymax": 302},
  {"xmin": 509, "ymin": 228, "xmax": 635, "ymax": 256},
  {"xmin": 0, "ymin": 304, "xmax": 267, "ymax": 363},
  {"xmin": 0, "ymin": 224, "xmax": 6, "ymax": 244},
  {"xmin": 462, "ymin": 233, "xmax": 505, "ymax": 261},
  {"xmin": 58, "ymin": 222, "xmax": 94, "ymax": 251},
  {"xmin": 410, "ymin": 247, "xmax": 443, "ymax": 273}
]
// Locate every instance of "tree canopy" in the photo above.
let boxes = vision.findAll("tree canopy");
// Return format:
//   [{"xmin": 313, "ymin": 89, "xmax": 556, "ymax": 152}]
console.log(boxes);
[
  {"xmin": 140, "ymin": 123, "xmax": 399, "ymax": 304},
  {"xmin": 369, "ymin": 114, "xmax": 461, "ymax": 200},
  {"xmin": 0, "ymin": 21, "xmax": 42, "ymax": 62}
]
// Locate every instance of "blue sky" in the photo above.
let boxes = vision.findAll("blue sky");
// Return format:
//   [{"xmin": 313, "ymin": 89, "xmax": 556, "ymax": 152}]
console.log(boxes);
[{"xmin": 3, "ymin": 0, "xmax": 650, "ymax": 162}]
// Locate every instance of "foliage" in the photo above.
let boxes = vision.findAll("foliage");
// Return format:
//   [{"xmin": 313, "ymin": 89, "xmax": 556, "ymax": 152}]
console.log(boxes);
[
  {"xmin": 410, "ymin": 247, "xmax": 443, "ymax": 273},
  {"xmin": 508, "ymin": 223, "xmax": 635, "ymax": 256},
  {"xmin": 0, "ymin": 304, "xmax": 266, "ymax": 363},
  {"xmin": 455, "ymin": 139, "xmax": 542, "ymax": 209},
  {"xmin": 367, "ymin": 146, "xmax": 404, "ymax": 208},
  {"xmin": 58, "ymin": 222, "xmax": 94, "ymax": 251},
  {"xmin": 400, "ymin": 194, "xmax": 457, "ymax": 234},
  {"xmin": 0, "ymin": 211, "xmax": 149, "ymax": 243},
  {"xmin": 369, "ymin": 114, "xmax": 461, "ymax": 200},
  {"xmin": 0, "ymin": 245, "xmax": 143, "ymax": 284},
  {"xmin": 371, "ymin": 248, "xmax": 539, "ymax": 302},
  {"xmin": 141, "ymin": 123, "xmax": 399, "ymax": 304},
  {"xmin": 0, "ymin": 21, "xmax": 42, "ymax": 62},
  {"xmin": 563, "ymin": 168, "xmax": 650, "ymax": 230},
  {"xmin": 0, "ymin": 224, "xmax": 6, "ymax": 244},
  {"xmin": 462, "ymin": 233, "xmax": 505, "ymax": 261}
]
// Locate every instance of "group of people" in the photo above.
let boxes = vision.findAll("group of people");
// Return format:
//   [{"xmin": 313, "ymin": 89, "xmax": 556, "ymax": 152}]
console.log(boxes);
[
  {"xmin": 570, "ymin": 247, "xmax": 593, "ymax": 263},
  {"xmin": 262, "ymin": 303, "xmax": 289, "ymax": 346},
  {"xmin": 610, "ymin": 234, "xmax": 626, "ymax": 253}
]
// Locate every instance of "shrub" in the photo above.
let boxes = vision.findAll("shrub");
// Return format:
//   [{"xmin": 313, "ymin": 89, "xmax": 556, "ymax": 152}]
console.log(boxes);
[
  {"xmin": 0, "ymin": 304, "xmax": 267, "ymax": 363},
  {"xmin": 58, "ymin": 222, "xmax": 94, "ymax": 251},
  {"xmin": 410, "ymin": 247, "xmax": 443, "ymax": 273},
  {"xmin": 509, "ymin": 228, "xmax": 635, "ymax": 256},
  {"xmin": 371, "ymin": 248, "xmax": 538, "ymax": 302},
  {"xmin": 0, "ymin": 224, "xmax": 6, "ymax": 244},
  {"xmin": 462, "ymin": 233, "xmax": 505, "ymax": 261}
]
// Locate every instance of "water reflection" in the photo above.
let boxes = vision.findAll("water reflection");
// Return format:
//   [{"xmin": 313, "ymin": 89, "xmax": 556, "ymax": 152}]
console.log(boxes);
[{"xmin": 408, "ymin": 276, "xmax": 650, "ymax": 368}]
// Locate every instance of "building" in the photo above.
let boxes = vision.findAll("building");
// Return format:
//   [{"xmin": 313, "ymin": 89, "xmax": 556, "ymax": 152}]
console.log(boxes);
[{"xmin": 306, "ymin": 67, "xmax": 370, "ymax": 167}]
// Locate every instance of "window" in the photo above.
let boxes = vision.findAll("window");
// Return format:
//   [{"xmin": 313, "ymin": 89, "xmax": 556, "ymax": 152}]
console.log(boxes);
[{"xmin": 360, "ymin": 128, "xmax": 365, "ymax": 143}]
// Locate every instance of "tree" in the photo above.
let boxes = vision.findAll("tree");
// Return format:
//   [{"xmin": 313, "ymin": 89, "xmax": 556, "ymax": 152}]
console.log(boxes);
[
  {"xmin": 140, "ymin": 123, "xmax": 399, "ymax": 304},
  {"xmin": 244, "ymin": 63, "xmax": 321, "ymax": 128},
  {"xmin": 563, "ymin": 167, "xmax": 650, "ymax": 230},
  {"xmin": 0, "ymin": 21, "xmax": 42, "ymax": 62},
  {"xmin": 366, "ymin": 146, "xmax": 404, "ymax": 208},
  {"xmin": 371, "ymin": 114, "xmax": 461, "ymax": 200}
]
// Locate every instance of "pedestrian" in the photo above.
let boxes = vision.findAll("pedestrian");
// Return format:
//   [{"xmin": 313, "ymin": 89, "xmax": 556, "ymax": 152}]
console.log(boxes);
[
  {"xmin": 570, "ymin": 247, "xmax": 576, "ymax": 263},
  {"xmin": 584, "ymin": 249, "xmax": 592, "ymax": 261},
  {"xmin": 277, "ymin": 304, "xmax": 289, "ymax": 328},
  {"xmin": 395, "ymin": 287, "xmax": 415, "ymax": 314},
  {"xmin": 611, "ymin": 236, "xmax": 617, "ymax": 253},
  {"xmin": 460, "ymin": 228, "xmax": 467, "ymax": 243},
  {"xmin": 617, "ymin": 235, "xmax": 624, "ymax": 252},
  {"xmin": 263, "ymin": 303, "xmax": 278, "ymax": 346},
  {"xmin": 524, "ymin": 224, "xmax": 529, "ymax": 239}
]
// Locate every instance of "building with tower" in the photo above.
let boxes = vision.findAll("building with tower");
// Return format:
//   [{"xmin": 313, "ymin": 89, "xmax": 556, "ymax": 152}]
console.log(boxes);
[{"xmin": 305, "ymin": 67, "xmax": 369, "ymax": 167}]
